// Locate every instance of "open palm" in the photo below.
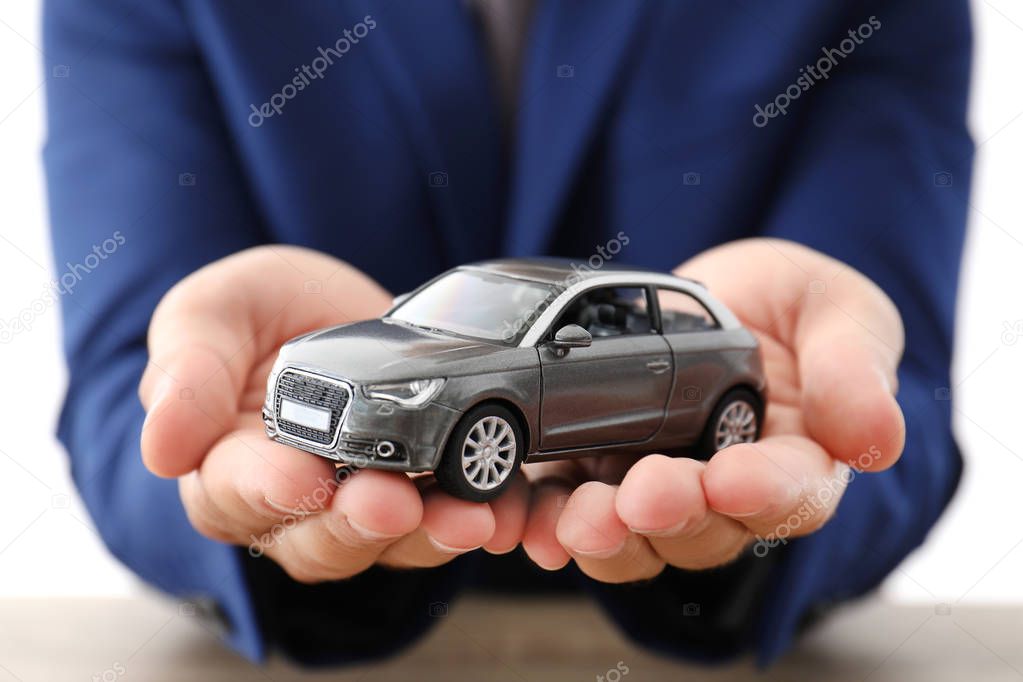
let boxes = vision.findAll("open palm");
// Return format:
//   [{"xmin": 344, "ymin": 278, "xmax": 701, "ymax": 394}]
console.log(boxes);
[
  {"xmin": 140, "ymin": 240, "xmax": 904, "ymax": 586},
  {"xmin": 517, "ymin": 239, "xmax": 906, "ymax": 582},
  {"xmin": 139, "ymin": 247, "xmax": 530, "ymax": 583}
]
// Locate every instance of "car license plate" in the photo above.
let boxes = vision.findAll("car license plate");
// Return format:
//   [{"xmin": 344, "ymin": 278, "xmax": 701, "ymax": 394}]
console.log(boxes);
[{"xmin": 280, "ymin": 398, "xmax": 332, "ymax": 432}]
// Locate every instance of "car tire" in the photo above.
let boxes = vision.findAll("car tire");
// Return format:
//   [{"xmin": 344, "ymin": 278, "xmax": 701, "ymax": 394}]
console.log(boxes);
[
  {"xmin": 435, "ymin": 404, "xmax": 524, "ymax": 502},
  {"xmin": 698, "ymin": 388, "xmax": 763, "ymax": 459}
]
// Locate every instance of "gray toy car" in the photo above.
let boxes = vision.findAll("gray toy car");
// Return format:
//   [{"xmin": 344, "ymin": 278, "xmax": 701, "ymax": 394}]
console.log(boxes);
[{"xmin": 263, "ymin": 259, "xmax": 766, "ymax": 501}]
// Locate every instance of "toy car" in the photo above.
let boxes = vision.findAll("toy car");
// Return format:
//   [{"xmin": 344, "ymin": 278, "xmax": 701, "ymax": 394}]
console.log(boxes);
[{"xmin": 263, "ymin": 259, "xmax": 766, "ymax": 501}]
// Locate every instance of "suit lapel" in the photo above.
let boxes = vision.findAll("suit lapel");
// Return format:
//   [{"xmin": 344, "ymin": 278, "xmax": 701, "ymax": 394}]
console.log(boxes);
[
  {"xmin": 504, "ymin": 0, "xmax": 651, "ymax": 257},
  {"xmin": 359, "ymin": 0, "xmax": 504, "ymax": 267}
]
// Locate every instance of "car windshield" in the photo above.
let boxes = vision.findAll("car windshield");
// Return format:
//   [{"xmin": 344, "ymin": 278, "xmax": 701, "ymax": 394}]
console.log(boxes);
[{"xmin": 387, "ymin": 269, "xmax": 558, "ymax": 345}]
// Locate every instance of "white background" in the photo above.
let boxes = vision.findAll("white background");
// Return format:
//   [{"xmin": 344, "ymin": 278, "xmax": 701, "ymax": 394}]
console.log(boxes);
[{"xmin": 0, "ymin": 1, "xmax": 1021, "ymax": 603}]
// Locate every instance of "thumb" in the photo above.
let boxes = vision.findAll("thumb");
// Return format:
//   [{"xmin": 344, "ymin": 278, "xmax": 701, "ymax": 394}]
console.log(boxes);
[
  {"xmin": 139, "ymin": 245, "xmax": 392, "ymax": 478},
  {"xmin": 140, "ymin": 344, "xmax": 238, "ymax": 478},
  {"xmin": 796, "ymin": 275, "xmax": 906, "ymax": 472},
  {"xmin": 676, "ymin": 238, "xmax": 906, "ymax": 471}
]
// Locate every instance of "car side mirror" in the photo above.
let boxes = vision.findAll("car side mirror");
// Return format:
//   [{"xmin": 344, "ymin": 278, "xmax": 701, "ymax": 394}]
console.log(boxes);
[
  {"xmin": 392, "ymin": 292, "xmax": 411, "ymax": 308},
  {"xmin": 549, "ymin": 324, "xmax": 592, "ymax": 355}
]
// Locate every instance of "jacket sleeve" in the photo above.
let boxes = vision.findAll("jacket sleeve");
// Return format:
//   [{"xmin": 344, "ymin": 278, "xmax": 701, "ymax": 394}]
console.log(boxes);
[
  {"xmin": 586, "ymin": 0, "xmax": 972, "ymax": 665},
  {"xmin": 751, "ymin": 0, "xmax": 972, "ymax": 663},
  {"xmin": 42, "ymin": 0, "xmax": 461, "ymax": 663}
]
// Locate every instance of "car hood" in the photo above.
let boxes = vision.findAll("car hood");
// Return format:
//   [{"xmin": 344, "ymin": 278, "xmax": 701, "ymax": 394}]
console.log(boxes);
[{"xmin": 278, "ymin": 319, "xmax": 511, "ymax": 382}]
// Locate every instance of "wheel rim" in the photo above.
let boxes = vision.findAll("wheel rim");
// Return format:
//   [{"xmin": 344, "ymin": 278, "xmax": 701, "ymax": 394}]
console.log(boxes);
[
  {"xmin": 714, "ymin": 400, "xmax": 757, "ymax": 450},
  {"xmin": 461, "ymin": 415, "xmax": 517, "ymax": 491}
]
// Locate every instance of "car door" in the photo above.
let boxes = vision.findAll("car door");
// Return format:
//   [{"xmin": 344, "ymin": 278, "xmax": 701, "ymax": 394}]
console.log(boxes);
[
  {"xmin": 537, "ymin": 285, "xmax": 673, "ymax": 451},
  {"xmin": 653, "ymin": 286, "xmax": 732, "ymax": 442}
]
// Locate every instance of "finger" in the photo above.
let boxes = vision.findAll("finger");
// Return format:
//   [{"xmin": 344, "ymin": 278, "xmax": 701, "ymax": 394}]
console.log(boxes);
[
  {"xmin": 678, "ymin": 238, "xmax": 906, "ymax": 471},
  {"xmin": 262, "ymin": 469, "xmax": 423, "ymax": 583},
  {"xmin": 140, "ymin": 246, "xmax": 392, "ymax": 478},
  {"xmin": 703, "ymin": 436, "xmax": 849, "ymax": 540},
  {"xmin": 378, "ymin": 483, "xmax": 495, "ymax": 569},
  {"xmin": 555, "ymin": 481, "xmax": 665, "ymax": 583},
  {"xmin": 615, "ymin": 455, "xmax": 749, "ymax": 569},
  {"xmin": 141, "ymin": 344, "xmax": 240, "ymax": 479},
  {"xmin": 521, "ymin": 477, "xmax": 574, "ymax": 570},
  {"xmin": 799, "ymin": 329, "xmax": 906, "ymax": 471},
  {"xmin": 791, "ymin": 249, "xmax": 905, "ymax": 470},
  {"xmin": 484, "ymin": 473, "xmax": 530, "ymax": 554},
  {"xmin": 178, "ymin": 424, "xmax": 339, "ymax": 545}
]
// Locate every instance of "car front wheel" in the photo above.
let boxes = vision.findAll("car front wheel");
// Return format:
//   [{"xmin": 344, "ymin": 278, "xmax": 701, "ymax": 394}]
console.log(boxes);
[{"xmin": 435, "ymin": 404, "xmax": 524, "ymax": 502}]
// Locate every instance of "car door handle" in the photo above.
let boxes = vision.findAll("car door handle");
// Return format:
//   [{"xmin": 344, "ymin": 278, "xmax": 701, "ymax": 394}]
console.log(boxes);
[{"xmin": 645, "ymin": 359, "xmax": 671, "ymax": 374}]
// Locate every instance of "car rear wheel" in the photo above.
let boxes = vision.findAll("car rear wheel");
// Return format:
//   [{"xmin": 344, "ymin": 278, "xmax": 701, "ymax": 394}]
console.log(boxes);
[
  {"xmin": 698, "ymin": 388, "xmax": 763, "ymax": 458},
  {"xmin": 435, "ymin": 404, "xmax": 524, "ymax": 502}
]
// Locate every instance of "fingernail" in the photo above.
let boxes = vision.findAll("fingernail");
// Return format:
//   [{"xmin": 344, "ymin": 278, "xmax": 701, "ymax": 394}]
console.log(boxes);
[
  {"xmin": 524, "ymin": 548, "xmax": 570, "ymax": 571},
  {"xmin": 724, "ymin": 495, "xmax": 791, "ymax": 517},
  {"xmin": 628, "ymin": 517, "xmax": 690, "ymax": 538},
  {"xmin": 347, "ymin": 516, "xmax": 403, "ymax": 542},
  {"xmin": 832, "ymin": 460, "xmax": 853, "ymax": 481},
  {"xmin": 427, "ymin": 535, "xmax": 481, "ymax": 554},
  {"xmin": 148, "ymin": 372, "xmax": 175, "ymax": 405},
  {"xmin": 876, "ymin": 366, "xmax": 893, "ymax": 394},
  {"xmin": 725, "ymin": 478, "xmax": 803, "ymax": 518},
  {"xmin": 534, "ymin": 558, "xmax": 569, "ymax": 571},
  {"xmin": 725, "ymin": 507, "xmax": 771, "ymax": 519},
  {"xmin": 263, "ymin": 495, "xmax": 324, "ymax": 519},
  {"xmin": 483, "ymin": 544, "xmax": 518, "ymax": 556},
  {"xmin": 571, "ymin": 540, "xmax": 625, "ymax": 559},
  {"xmin": 139, "ymin": 363, "xmax": 155, "ymax": 399},
  {"xmin": 142, "ymin": 378, "xmax": 174, "ymax": 430}
]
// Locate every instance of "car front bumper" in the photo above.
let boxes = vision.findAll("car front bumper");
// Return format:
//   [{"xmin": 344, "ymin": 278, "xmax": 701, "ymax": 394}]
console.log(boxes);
[{"xmin": 263, "ymin": 367, "xmax": 461, "ymax": 473}]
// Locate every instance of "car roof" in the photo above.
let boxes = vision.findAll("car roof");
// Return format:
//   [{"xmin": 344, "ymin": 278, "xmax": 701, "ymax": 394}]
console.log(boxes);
[{"xmin": 461, "ymin": 257, "xmax": 703, "ymax": 288}]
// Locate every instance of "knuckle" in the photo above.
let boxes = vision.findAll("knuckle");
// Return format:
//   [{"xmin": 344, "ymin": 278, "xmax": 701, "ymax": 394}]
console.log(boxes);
[
  {"xmin": 276, "ymin": 558, "xmax": 326, "ymax": 585},
  {"xmin": 318, "ymin": 513, "xmax": 376, "ymax": 552},
  {"xmin": 286, "ymin": 530, "xmax": 369, "ymax": 582},
  {"xmin": 181, "ymin": 500, "xmax": 235, "ymax": 545},
  {"xmin": 570, "ymin": 480, "xmax": 610, "ymax": 505},
  {"xmin": 673, "ymin": 549, "xmax": 742, "ymax": 571},
  {"xmin": 621, "ymin": 544, "xmax": 666, "ymax": 580},
  {"xmin": 198, "ymin": 468, "xmax": 239, "ymax": 514},
  {"xmin": 299, "ymin": 530, "xmax": 350, "ymax": 568},
  {"xmin": 269, "ymin": 544, "xmax": 345, "ymax": 584},
  {"xmin": 670, "ymin": 540, "xmax": 749, "ymax": 570}
]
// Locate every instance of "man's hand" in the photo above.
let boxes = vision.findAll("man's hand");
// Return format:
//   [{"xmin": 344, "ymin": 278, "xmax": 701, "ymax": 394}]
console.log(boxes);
[
  {"xmin": 519, "ymin": 238, "xmax": 906, "ymax": 582},
  {"xmin": 138, "ymin": 246, "xmax": 528, "ymax": 583}
]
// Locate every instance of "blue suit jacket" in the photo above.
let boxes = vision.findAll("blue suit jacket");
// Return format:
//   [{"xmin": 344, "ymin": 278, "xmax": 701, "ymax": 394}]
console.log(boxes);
[{"xmin": 43, "ymin": 0, "xmax": 972, "ymax": 666}]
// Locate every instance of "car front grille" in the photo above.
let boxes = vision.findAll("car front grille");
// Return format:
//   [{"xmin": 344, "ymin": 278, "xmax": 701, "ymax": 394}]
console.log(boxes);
[{"xmin": 274, "ymin": 369, "xmax": 351, "ymax": 446}]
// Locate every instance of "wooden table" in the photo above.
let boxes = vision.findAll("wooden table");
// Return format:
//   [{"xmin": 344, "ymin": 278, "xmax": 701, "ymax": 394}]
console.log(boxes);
[{"xmin": 0, "ymin": 594, "xmax": 1020, "ymax": 681}]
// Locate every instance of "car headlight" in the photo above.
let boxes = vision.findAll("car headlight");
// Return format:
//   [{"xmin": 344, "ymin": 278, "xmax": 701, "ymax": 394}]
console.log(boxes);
[{"xmin": 362, "ymin": 378, "xmax": 445, "ymax": 408}]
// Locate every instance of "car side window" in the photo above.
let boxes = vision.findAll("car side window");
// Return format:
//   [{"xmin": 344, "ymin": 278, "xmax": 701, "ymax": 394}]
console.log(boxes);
[
  {"xmin": 555, "ymin": 286, "xmax": 652, "ymax": 338},
  {"xmin": 657, "ymin": 288, "xmax": 718, "ymax": 333}
]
